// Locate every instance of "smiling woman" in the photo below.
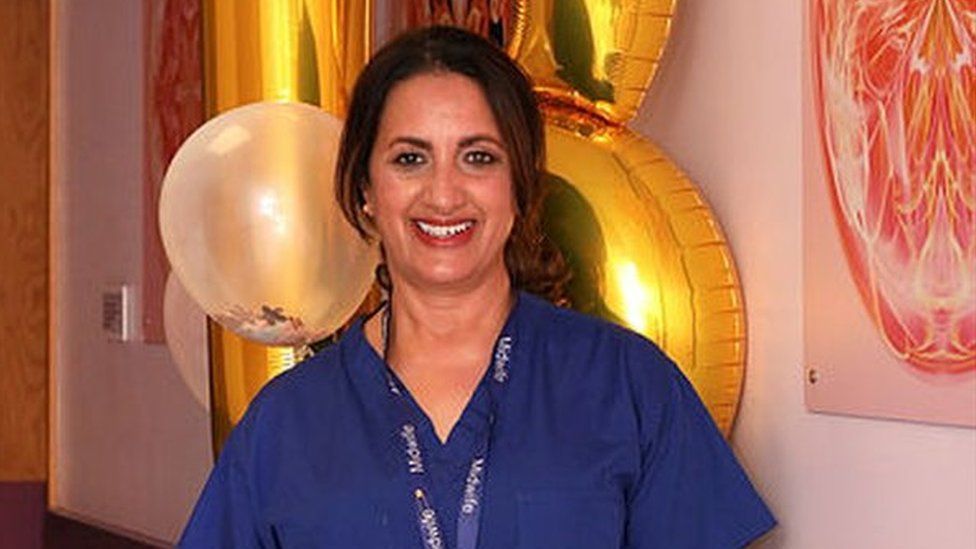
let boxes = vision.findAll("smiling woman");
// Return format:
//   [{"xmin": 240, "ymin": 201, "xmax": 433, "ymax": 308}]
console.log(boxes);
[{"xmin": 179, "ymin": 26, "xmax": 776, "ymax": 549}]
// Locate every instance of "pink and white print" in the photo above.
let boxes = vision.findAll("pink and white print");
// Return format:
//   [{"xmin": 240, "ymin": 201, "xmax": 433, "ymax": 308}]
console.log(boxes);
[{"xmin": 814, "ymin": 0, "xmax": 975, "ymax": 373}]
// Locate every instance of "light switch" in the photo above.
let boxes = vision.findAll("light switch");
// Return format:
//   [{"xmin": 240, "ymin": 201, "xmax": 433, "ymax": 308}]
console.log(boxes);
[{"xmin": 102, "ymin": 285, "xmax": 132, "ymax": 342}]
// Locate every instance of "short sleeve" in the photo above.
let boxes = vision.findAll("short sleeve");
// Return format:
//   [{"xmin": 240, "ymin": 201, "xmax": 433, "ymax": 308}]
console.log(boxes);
[
  {"xmin": 178, "ymin": 401, "xmax": 274, "ymax": 548},
  {"xmin": 625, "ymin": 345, "xmax": 775, "ymax": 548}
]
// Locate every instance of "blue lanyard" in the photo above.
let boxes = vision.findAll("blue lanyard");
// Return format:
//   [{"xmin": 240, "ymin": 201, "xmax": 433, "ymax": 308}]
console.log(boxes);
[{"xmin": 382, "ymin": 304, "xmax": 514, "ymax": 549}]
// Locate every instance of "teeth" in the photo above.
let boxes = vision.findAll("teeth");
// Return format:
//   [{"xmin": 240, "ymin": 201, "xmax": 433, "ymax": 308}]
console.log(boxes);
[{"xmin": 416, "ymin": 220, "xmax": 474, "ymax": 238}]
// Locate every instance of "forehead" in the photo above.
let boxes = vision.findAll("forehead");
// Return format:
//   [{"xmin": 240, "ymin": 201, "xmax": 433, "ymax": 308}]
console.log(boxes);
[{"xmin": 375, "ymin": 71, "xmax": 501, "ymax": 139}]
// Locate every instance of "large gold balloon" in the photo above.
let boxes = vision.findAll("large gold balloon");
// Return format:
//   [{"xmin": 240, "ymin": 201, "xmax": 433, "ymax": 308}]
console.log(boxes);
[
  {"xmin": 542, "ymin": 106, "xmax": 745, "ymax": 435},
  {"xmin": 201, "ymin": 0, "xmax": 373, "ymax": 452},
  {"xmin": 509, "ymin": 0, "xmax": 677, "ymax": 123},
  {"xmin": 202, "ymin": 0, "xmax": 371, "ymax": 115}
]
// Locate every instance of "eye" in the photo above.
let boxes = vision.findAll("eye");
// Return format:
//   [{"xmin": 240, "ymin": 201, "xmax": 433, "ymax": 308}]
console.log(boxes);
[
  {"xmin": 393, "ymin": 151, "xmax": 426, "ymax": 166},
  {"xmin": 463, "ymin": 150, "xmax": 498, "ymax": 165}
]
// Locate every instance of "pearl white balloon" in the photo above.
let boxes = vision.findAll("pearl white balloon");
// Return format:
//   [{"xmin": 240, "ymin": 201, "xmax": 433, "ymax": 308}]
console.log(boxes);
[
  {"xmin": 163, "ymin": 273, "xmax": 209, "ymax": 409},
  {"xmin": 159, "ymin": 102, "xmax": 376, "ymax": 346}
]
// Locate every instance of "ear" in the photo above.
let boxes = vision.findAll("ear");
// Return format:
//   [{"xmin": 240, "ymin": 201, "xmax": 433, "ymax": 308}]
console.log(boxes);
[
  {"xmin": 359, "ymin": 185, "xmax": 380, "ymax": 240},
  {"xmin": 360, "ymin": 181, "xmax": 375, "ymax": 218}
]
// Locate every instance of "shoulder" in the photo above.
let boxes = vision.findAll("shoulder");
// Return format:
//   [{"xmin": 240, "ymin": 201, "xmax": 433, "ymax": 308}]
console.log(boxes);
[
  {"xmin": 517, "ymin": 293, "xmax": 686, "ymax": 444},
  {"xmin": 250, "ymin": 343, "xmax": 343, "ymax": 410},
  {"xmin": 227, "ymin": 324, "xmax": 366, "ymax": 447},
  {"xmin": 517, "ymin": 293, "xmax": 706, "ymax": 457},
  {"xmin": 519, "ymin": 291, "xmax": 677, "ymax": 391}
]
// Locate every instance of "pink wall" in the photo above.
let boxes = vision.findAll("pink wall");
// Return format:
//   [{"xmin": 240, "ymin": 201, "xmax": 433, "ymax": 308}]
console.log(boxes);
[
  {"xmin": 49, "ymin": 0, "xmax": 976, "ymax": 547},
  {"xmin": 633, "ymin": 1, "xmax": 976, "ymax": 547},
  {"xmin": 50, "ymin": 1, "xmax": 211, "ymax": 544}
]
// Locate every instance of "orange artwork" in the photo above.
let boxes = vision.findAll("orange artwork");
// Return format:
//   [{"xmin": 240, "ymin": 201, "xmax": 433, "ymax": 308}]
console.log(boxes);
[
  {"xmin": 814, "ymin": 0, "xmax": 975, "ymax": 373},
  {"xmin": 143, "ymin": 0, "xmax": 204, "ymax": 342},
  {"xmin": 806, "ymin": 0, "xmax": 975, "ymax": 427}
]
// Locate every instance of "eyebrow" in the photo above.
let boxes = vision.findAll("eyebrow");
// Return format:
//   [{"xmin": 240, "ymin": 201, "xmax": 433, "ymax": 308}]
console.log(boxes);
[
  {"xmin": 385, "ymin": 134, "xmax": 504, "ymax": 150},
  {"xmin": 459, "ymin": 134, "xmax": 504, "ymax": 148},
  {"xmin": 388, "ymin": 137, "xmax": 432, "ymax": 150}
]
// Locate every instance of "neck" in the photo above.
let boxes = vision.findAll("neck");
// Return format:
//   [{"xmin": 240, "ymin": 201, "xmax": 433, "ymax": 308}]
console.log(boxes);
[
  {"xmin": 389, "ymin": 274, "xmax": 513, "ymax": 354},
  {"xmin": 374, "ymin": 270, "xmax": 515, "ymax": 444}
]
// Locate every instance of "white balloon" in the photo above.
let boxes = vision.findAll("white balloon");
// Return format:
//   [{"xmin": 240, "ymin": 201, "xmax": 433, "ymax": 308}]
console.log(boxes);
[
  {"xmin": 163, "ymin": 273, "xmax": 209, "ymax": 410},
  {"xmin": 159, "ymin": 102, "xmax": 377, "ymax": 346}
]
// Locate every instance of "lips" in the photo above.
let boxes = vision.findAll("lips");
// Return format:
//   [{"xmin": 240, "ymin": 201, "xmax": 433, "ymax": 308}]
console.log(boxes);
[{"xmin": 411, "ymin": 218, "xmax": 477, "ymax": 246}]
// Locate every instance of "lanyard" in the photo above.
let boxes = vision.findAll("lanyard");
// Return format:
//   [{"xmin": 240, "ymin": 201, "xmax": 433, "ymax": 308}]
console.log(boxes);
[{"xmin": 382, "ymin": 303, "xmax": 514, "ymax": 549}]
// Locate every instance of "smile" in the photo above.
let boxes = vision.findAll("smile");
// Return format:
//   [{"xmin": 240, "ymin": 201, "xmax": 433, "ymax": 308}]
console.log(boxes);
[{"xmin": 414, "ymin": 220, "xmax": 475, "ymax": 239}]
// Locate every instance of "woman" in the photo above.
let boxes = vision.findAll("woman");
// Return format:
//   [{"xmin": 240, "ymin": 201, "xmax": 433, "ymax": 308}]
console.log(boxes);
[{"xmin": 181, "ymin": 26, "xmax": 775, "ymax": 548}]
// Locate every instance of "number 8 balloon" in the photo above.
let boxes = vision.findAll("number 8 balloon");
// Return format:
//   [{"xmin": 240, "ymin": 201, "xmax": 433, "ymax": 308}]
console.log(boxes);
[{"xmin": 525, "ymin": 0, "xmax": 746, "ymax": 435}]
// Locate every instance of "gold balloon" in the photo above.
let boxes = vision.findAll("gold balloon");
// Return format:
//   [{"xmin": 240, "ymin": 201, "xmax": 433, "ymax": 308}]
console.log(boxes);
[
  {"xmin": 503, "ymin": 0, "xmax": 746, "ymax": 434},
  {"xmin": 509, "ymin": 0, "xmax": 677, "ymax": 124},
  {"xmin": 542, "ymin": 105, "xmax": 745, "ymax": 435},
  {"xmin": 202, "ymin": 0, "xmax": 371, "ymax": 116},
  {"xmin": 201, "ymin": 0, "xmax": 373, "ymax": 453}
]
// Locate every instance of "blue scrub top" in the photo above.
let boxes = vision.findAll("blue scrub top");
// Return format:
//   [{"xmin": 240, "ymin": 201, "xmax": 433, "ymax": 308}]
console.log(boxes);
[{"xmin": 180, "ymin": 292, "xmax": 775, "ymax": 548}]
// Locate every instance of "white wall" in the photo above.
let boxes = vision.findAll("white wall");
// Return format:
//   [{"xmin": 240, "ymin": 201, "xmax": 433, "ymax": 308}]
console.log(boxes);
[
  {"xmin": 51, "ymin": 1, "xmax": 211, "ymax": 544},
  {"xmin": 633, "ymin": 1, "xmax": 976, "ymax": 548}
]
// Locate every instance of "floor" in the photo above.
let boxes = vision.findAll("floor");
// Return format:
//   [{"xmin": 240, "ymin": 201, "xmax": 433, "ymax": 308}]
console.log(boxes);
[{"xmin": 0, "ymin": 483, "xmax": 156, "ymax": 549}]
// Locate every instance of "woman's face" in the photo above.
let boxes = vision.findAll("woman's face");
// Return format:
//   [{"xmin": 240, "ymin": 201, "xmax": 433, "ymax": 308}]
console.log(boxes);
[{"xmin": 365, "ymin": 72, "xmax": 515, "ymax": 294}]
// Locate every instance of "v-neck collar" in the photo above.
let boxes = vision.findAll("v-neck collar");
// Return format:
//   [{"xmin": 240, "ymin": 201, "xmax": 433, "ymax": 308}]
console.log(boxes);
[{"xmin": 346, "ymin": 291, "xmax": 525, "ymax": 461}]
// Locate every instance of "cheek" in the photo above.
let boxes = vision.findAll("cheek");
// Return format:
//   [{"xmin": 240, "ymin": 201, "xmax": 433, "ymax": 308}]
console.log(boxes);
[
  {"xmin": 479, "ymin": 182, "xmax": 515, "ymax": 227},
  {"xmin": 365, "ymin": 175, "xmax": 405, "ymax": 218},
  {"xmin": 486, "ymin": 190, "xmax": 517, "ymax": 247},
  {"xmin": 501, "ymin": 182, "xmax": 518, "ymax": 231}
]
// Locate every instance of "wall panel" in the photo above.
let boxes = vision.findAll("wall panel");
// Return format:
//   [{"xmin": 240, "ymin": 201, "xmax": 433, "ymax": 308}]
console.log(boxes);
[
  {"xmin": 50, "ymin": 1, "xmax": 212, "ymax": 543},
  {"xmin": 0, "ymin": 0, "xmax": 49, "ymax": 482}
]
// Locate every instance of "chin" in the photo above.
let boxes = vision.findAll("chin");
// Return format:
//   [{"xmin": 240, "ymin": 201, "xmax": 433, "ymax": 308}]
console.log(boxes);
[
  {"xmin": 400, "ymin": 261, "xmax": 503, "ymax": 293},
  {"xmin": 415, "ymin": 269, "xmax": 480, "ymax": 291}
]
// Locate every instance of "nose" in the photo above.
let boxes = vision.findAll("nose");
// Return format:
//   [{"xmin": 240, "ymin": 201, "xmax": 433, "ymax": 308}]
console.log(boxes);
[{"xmin": 423, "ymin": 160, "xmax": 466, "ymax": 213}]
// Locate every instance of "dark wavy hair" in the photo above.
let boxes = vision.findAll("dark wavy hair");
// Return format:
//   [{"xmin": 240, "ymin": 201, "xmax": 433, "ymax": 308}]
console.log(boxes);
[{"xmin": 335, "ymin": 25, "xmax": 567, "ymax": 302}]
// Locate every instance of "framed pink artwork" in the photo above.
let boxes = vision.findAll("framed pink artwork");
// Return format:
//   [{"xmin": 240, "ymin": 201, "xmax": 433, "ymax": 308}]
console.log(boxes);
[
  {"xmin": 804, "ymin": 0, "xmax": 975, "ymax": 426},
  {"xmin": 143, "ymin": 0, "xmax": 204, "ymax": 342}
]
